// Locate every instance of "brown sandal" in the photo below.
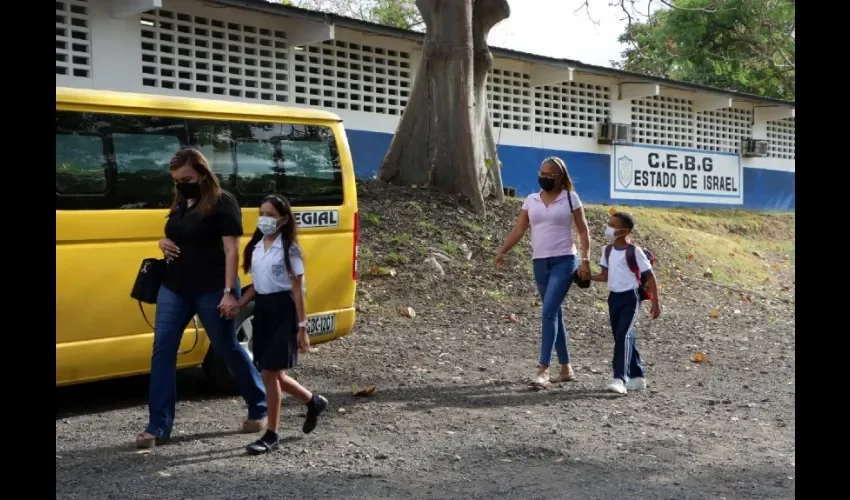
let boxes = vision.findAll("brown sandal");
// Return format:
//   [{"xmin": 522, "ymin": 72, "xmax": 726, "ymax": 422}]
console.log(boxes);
[
  {"xmin": 550, "ymin": 369, "xmax": 576, "ymax": 383},
  {"xmin": 136, "ymin": 432, "xmax": 157, "ymax": 449},
  {"xmin": 242, "ymin": 417, "xmax": 267, "ymax": 433}
]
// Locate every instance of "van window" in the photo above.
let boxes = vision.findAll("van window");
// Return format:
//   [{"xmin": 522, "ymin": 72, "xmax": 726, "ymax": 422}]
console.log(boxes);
[
  {"xmin": 55, "ymin": 110, "xmax": 344, "ymax": 210},
  {"xmin": 56, "ymin": 134, "xmax": 107, "ymax": 195},
  {"xmin": 113, "ymin": 133, "xmax": 183, "ymax": 209}
]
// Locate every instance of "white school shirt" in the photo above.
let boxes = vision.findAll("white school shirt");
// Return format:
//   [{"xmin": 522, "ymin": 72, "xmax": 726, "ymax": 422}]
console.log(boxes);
[
  {"xmin": 250, "ymin": 235, "xmax": 305, "ymax": 295},
  {"xmin": 600, "ymin": 245, "xmax": 653, "ymax": 293}
]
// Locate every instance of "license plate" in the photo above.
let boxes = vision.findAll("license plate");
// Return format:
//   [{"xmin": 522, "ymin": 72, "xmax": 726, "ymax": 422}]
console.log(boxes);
[{"xmin": 306, "ymin": 314, "xmax": 335, "ymax": 337}]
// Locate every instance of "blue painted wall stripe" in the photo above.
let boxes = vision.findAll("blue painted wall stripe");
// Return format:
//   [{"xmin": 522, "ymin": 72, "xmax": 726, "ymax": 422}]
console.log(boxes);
[{"xmin": 344, "ymin": 129, "xmax": 795, "ymax": 212}]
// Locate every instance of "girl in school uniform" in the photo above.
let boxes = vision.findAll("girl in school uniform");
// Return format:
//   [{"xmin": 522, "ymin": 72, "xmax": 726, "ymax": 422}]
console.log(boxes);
[{"xmin": 236, "ymin": 194, "xmax": 328, "ymax": 455}]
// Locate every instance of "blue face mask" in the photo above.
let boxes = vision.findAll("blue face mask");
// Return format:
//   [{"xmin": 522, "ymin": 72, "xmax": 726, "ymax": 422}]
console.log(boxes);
[{"xmin": 257, "ymin": 216, "xmax": 280, "ymax": 235}]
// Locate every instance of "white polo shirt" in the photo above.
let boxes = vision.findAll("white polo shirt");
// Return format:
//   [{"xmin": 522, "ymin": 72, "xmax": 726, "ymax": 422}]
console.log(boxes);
[
  {"xmin": 250, "ymin": 235, "xmax": 305, "ymax": 295},
  {"xmin": 600, "ymin": 245, "xmax": 653, "ymax": 293}
]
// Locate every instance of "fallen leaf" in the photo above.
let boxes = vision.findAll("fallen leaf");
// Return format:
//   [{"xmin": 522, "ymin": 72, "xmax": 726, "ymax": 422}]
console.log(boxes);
[
  {"xmin": 691, "ymin": 352, "xmax": 708, "ymax": 363},
  {"xmin": 370, "ymin": 266, "xmax": 397, "ymax": 277},
  {"xmin": 710, "ymin": 309, "xmax": 720, "ymax": 318},
  {"xmin": 354, "ymin": 385, "xmax": 376, "ymax": 398},
  {"xmin": 507, "ymin": 313, "xmax": 518, "ymax": 322},
  {"xmin": 687, "ymin": 254, "xmax": 695, "ymax": 261},
  {"xmin": 400, "ymin": 306, "xmax": 416, "ymax": 318}
]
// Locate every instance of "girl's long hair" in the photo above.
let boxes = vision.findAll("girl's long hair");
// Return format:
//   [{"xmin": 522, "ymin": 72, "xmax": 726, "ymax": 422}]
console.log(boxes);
[
  {"xmin": 543, "ymin": 156, "xmax": 575, "ymax": 191},
  {"xmin": 242, "ymin": 194, "xmax": 299, "ymax": 277},
  {"xmin": 169, "ymin": 148, "xmax": 222, "ymax": 216}
]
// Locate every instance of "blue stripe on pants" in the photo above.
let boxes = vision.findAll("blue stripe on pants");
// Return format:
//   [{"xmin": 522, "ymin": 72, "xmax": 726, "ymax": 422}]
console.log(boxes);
[{"xmin": 607, "ymin": 289, "xmax": 645, "ymax": 382}]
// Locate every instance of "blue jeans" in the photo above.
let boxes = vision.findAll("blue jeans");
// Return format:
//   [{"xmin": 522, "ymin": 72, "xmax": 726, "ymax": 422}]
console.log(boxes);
[
  {"xmin": 532, "ymin": 255, "xmax": 577, "ymax": 367},
  {"xmin": 146, "ymin": 283, "xmax": 267, "ymax": 439}
]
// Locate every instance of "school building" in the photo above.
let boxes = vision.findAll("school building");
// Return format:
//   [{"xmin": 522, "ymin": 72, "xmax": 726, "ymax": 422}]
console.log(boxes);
[{"xmin": 57, "ymin": 0, "xmax": 796, "ymax": 211}]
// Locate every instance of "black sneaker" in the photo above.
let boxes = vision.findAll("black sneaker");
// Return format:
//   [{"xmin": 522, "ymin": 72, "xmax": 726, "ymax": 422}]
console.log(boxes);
[
  {"xmin": 303, "ymin": 394, "xmax": 328, "ymax": 434},
  {"xmin": 246, "ymin": 430, "xmax": 280, "ymax": 455}
]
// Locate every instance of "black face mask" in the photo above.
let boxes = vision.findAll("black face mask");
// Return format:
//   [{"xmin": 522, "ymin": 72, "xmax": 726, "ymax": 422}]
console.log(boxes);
[
  {"xmin": 538, "ymin": 176, "xmax": 557, "ymax": 192},
  {"xmin": 176, "ymin": 181, "xmax": 201, "ymax": 199}
]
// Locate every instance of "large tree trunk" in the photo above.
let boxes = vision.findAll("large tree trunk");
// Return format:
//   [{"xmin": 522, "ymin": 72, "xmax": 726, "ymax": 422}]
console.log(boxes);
[{"xmin": 378, "ymin": 0, "xmax": 510, "ymax": 213}]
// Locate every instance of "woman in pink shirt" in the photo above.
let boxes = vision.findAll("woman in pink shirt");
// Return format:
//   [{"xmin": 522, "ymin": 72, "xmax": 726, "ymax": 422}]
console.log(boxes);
[{"xmin": 495, "ymin": 156, "xmax": 592, "ymax": 387}]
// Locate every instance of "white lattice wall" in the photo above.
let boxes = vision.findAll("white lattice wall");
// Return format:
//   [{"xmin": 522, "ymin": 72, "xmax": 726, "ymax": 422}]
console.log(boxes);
[
  {"xmin": 631, "ymin": 95, "xmax": 694, "ymax": 148},
  {"xmin": 696, "ymin": 107, "xmax": 753, "ymax": 153},
  {"xmin": 56, "ymin": 0, "xmax": 92, "ymax": 79},
  {"xmin": 534, "ymin": 81, "xmax": 611, "ymax": 138},
  {"xmin": 139, "ymin": 9, "xmax": 290, "ymax": 101},
  {"xmin": 292, "ymin": 40, "xmax": 411, "ymax": 115},
  {"xmin": 55, "ymin": 0, "xmax": 795, "ymax": 164},
  {"xmin": 767, "ymin": 118, "xmax": 795, "ymax": 159},
  {"xmin": 487, "ymin": 68, "xmax": 532, "ymax": 131}
]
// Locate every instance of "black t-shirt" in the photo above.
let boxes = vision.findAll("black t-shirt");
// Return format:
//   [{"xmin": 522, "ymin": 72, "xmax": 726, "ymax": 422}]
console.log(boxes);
[{"xmin": 162, "ymin": 191, "xmax": 243, "ymax": 295}]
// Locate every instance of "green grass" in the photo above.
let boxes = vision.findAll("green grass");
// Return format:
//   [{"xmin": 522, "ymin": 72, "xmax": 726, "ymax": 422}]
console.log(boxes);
[
  {"xmin": 463, "ymin": 221, "xmax": 484, "ymax": 233},
  {"xmin": 591, "ymin": 205, "xmax": 795, "ymax": 288},
  {"xmin": 388, "ymin": 232, "xmax": 413, "ymax": 245},
  {"xmin": 362, "ymin": 213, "xmax": 381, "ymax": 226},
  {"xmin": 441, "ymin": 241, "xmax": 459, "ymax": 255},
  {"xmin": 386, "ymin": 251, "xmax": 410, "ymax": 265}
]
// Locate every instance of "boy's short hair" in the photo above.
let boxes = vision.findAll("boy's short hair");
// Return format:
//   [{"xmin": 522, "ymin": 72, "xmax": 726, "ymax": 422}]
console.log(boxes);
[{"xmin": 612, "ymin": 212, "xmax": 635, "ymax": 231}]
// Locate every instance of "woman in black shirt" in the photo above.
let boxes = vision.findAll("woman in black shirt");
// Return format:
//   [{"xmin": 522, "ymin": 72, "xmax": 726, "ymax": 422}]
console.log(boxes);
[{"xmin": 136, "ymin": 148, "xmax": 267, "ymax": 449}]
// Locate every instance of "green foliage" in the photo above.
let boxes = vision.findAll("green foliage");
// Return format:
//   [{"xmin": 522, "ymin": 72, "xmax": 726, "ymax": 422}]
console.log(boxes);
[
  {"xmin": 615, "ymin": 0, "xmax": 795, "ymax": 100},
  {"xmin": 282, "ymin": 0, "xmax": 421, "ymax": 30}
]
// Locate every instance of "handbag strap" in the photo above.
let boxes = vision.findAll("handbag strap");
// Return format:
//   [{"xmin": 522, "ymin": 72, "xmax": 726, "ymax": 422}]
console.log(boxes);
[{"xmin": 138, "ymin": 301, "xmax": 200, "ymax": 355}]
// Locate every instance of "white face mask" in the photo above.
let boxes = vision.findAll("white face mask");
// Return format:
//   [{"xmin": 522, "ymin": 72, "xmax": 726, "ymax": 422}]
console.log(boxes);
[
  {"xmin": 604, "ymin": 226, "xmax": 618, "ymax": 243},
  {"xmin": 257, "ymin": 215, "xmax": 280, "ymax": 236}
]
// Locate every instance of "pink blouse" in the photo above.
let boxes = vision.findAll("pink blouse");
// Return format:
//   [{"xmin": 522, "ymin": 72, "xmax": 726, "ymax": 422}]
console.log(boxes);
[{"xmin": 521, "ymin": 190, "xmax": 583, "ymax": 260}]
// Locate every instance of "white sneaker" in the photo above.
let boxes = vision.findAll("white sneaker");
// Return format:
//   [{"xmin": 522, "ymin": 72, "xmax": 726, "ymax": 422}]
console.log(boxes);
[
  {"xmin": 626, "ymin": 377, "xmax": 647, "ymax": 391},
  {"xmin": 606, "ymin": 378, "xmax": 627, "ymax": 394}
]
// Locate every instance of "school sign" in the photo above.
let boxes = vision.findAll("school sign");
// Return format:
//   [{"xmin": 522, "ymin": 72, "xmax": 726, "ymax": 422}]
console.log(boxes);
[{"xmin": 611, "ymin": 145, "xmax": 743, "ymax": 205}]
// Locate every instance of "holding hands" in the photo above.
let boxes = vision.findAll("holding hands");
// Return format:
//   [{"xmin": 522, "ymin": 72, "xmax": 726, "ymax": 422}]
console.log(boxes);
[
  {"xmin": 577, "ymin": 259, "xmax": 591, "ymax": 280},
  {"xmin": 219, "ymin": 293, "xmax": 239, "ymax": 319}
]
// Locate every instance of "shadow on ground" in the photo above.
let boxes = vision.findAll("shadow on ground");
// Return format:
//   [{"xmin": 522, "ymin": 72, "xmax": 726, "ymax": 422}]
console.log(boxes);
[
  {"xmin": 55, "ymin": 441, "xmax": 794, "ymax": 500},
  {"xmin": 56, "ymin": 368, "xmax": 222, "ymax": 420},
  {"xmin": 57, "ymin": 371, "xmax": 620, "ymax": 422}
]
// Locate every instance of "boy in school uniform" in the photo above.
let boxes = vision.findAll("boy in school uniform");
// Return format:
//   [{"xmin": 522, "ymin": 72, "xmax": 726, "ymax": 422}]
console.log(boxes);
[{"xmin": 590, "ymin": 212, "xmax": 661, "ymax": 395}]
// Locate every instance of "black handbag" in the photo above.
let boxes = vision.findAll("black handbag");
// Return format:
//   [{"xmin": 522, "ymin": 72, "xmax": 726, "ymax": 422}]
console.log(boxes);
[
  {"xmin": 131, "ymin": 258, "xmax": 167, "ymax": 328},
  {"xmin": 130, "ymin": 257, "xmax": 200, "ymax": 354}
]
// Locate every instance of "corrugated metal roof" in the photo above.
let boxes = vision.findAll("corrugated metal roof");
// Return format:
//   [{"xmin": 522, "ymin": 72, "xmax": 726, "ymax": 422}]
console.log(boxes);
[{"xmin": 214, "ymin": 0, "xmax": 795, "ymax": 108}]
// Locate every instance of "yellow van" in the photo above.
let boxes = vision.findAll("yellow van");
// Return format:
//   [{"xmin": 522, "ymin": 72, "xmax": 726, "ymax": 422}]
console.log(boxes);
[{"xmin": 56, "ymin": 87, "xmax": 359, "ymax": 389}]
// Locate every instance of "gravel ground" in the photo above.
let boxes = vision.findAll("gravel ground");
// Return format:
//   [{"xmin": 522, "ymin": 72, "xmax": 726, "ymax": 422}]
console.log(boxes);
[{"xmin": 56, "ymin": 183, "xmax": 795, "ymax": 500}]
